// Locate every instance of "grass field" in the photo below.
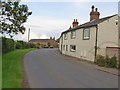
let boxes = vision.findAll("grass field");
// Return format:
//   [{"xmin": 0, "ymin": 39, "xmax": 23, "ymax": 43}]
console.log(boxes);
[{"xmin": 2, "ymin": 48, "xmax": 35, "ymax": 88}]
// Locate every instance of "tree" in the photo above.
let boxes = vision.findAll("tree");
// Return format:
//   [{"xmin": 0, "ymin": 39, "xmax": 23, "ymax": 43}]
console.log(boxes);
[{"xmin": 0, "ymin": 1, "xmax": 32, "ymax": 37}]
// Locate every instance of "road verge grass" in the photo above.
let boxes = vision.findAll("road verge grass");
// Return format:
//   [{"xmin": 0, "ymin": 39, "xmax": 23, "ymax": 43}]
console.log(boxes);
[{"xmin": 2, "ymin": 48, "xmax": 35, "ymax": 88}]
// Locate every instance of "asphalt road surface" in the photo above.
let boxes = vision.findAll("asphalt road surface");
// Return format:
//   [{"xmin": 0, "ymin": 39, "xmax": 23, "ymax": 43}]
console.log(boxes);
[{"xmin": 24, "ymin": 48, "xmax": 118, "ymax": 88}]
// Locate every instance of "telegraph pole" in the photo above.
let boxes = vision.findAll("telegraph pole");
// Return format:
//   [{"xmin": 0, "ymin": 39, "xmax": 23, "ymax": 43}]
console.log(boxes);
[{"xmin": 28, "ymin": 28, "xmax": 30, "ymax": 42}]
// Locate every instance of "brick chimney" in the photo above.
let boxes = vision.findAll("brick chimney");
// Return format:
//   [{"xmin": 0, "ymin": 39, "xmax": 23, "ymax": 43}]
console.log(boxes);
[
  {"xmin": 69, "ymin": 26, "xmax": 72, "ymax": 29},
  {"xmin": 50, "ymin": 37, "xmax": 52, "ymax": 39},
  {"xmin": 53, "ymin": 37, "xmax": 55, "ymax": 40},
  {"xmin": 90, "ymin": 5, "xmax": 100, "ymax": 21},
  {"xmin": 72, "ymin": 19, "xmax": 79, "ymax": 28}
]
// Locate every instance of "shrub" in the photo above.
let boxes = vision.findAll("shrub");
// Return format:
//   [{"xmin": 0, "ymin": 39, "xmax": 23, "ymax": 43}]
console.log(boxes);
[
  {"xmin": 105, "ymin": 55, "xmax": 110, "ymax": 67},
  {"xmin": 2, "ymin": 37, "xmax": 35, "ymax": 53},
  {"xmin": 96, "ymin": 55, "xmax": 105, "ymax": 67},
  {"xmin": 28, "ymin": 43, "xmax": 36, "ymax": 48},
  {"xmin": 15, "ymin": 41, "xmax": 23, "ymax": 49},
  {"xmin": 16, "ymin": 41, "xmax": 26, "ymax": 49},
  {"xmin": 2, "ymin": 37, "xmax": 15, "ymax": 53},
  {"xmin": 96, "ymin": 55, "xmax": 117, "ymax": 68},
  {"xmin": 107, "ymin": 56, "xmax": 117, "ymax": 68},
  {"xmin": 16, "ymin": 40, "xmax": 36, "ymax": 49}
]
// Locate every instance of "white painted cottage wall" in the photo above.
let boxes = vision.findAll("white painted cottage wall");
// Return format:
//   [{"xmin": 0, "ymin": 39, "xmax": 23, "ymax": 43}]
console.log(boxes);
[
  {"xmin": 97, "ymin": 15, "xmax": 118, "ymax": 56},
  {"xmin": 59, "ymin": 15, "xmax": 119, "ymax": 62}
]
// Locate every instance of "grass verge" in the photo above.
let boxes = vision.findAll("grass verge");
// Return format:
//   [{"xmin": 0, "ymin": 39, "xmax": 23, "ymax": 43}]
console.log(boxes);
[{"xmin": 2, "ymin": 48, "xmax": 35, "ymax": 88}]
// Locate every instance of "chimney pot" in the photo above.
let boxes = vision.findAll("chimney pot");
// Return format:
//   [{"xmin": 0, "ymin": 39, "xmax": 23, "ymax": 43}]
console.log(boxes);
[
  {"xmin": 53, "ymin": 37, "xmax": 55, "ymax": 40},
  {"xmin": 74, "ymin": 19, "xmax": 75, "ymax": 22},
  {"xmin": 90, "ymin": 6, "xmax": 100, "ymax": 21},
  {"xmin": 50, "ymin": 37, "xmax": 52, "ymax": 39},
  {"xmin": 76, "ymin": 19, "xmax": 77, "ymax": 22},
  {"xmin": 91, "ymin": 5, "xmax": 94, "ymax": 11},
  {"xmin": 72, "ymin": 19, "xmax": 79, "ymax": 28},
  {"xmin": 95, "ymin": 8, "xmax": 98, "ymax": 11}
]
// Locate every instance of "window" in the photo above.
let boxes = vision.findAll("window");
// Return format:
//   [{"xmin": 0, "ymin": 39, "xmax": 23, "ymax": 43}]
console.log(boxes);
[
  {"xmin": 70, "ymin": 45, "xmax": 76, "ymax": 52},
  {"xmin": 64, "ymin": 33, "xmax": 67, "ymax": 40},
  {"xmin": 66, "ymin": 45, "xmax": 68, "ymax": 51},
  {"xmin": 71, "ymin": 31, "xmax": 76, "ymax": 39},
  {"xmin": 83, "ymin": 28, "xmax": 90, "ymax": 40},
  {"xmin": 115, "ymin": 19, "xmax": 118, "ymax": 25}
]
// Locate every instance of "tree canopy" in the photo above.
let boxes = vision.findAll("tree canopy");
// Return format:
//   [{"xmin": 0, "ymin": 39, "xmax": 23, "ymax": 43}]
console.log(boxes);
[{"xmin": 0, "ymin": 1, "xmax": 32, "ymax": 37}]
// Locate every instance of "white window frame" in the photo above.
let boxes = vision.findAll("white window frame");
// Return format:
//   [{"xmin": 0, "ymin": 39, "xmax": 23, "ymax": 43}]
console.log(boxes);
[
  {"xmin": 64, "ymin": 33, "xmax": 67, "ymax": 40},
  {"xmin": 70, "ymin": 45, "xmax": 76, "ymax": 52},
  {"xmin": 83, "ymin": 28, "xmax": 90, "ymax": 40},
  {"xmin": 71, "ymin": 31, "xmax": 76, "ymax": 39}
]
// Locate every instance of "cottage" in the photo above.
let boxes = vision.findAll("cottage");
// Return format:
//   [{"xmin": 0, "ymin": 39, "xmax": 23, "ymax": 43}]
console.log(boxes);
[{"xmin": 59, "ymin": 5, "xmax": 119, "ymax": 62}]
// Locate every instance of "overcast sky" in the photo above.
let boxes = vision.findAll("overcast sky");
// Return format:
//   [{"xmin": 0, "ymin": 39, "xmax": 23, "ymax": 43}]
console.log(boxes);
[{"xmin": 11, "ymin": 1, "xmax": 119, "ymax": 41}]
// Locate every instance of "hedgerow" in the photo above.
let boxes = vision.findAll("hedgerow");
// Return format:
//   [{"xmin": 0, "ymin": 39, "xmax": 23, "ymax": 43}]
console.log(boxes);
[{"xmin": 2, "ymin": 37, "xmax": 35, "ymax": 53}]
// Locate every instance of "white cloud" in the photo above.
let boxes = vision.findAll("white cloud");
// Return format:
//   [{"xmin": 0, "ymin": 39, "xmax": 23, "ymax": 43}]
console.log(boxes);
[
  {"xmin": 40, "ymin": 34, "xmax": 49, "ymax": 39},
  {"xmin": 11, "ymin": 2, "xmax": 118, "ymax": 42},
  {"xmin": 14, "ymin": 15, "xmax": 74, "ymax": 41},
  {"xmin": 14, "ymin": 29, "xmax": 40, "ymax": 41}
]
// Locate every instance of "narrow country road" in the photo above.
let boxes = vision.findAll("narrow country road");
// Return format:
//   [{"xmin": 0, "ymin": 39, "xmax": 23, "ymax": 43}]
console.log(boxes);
[{"xmin": 24, "ymin": 48, "xmax": 118, "ymax": 88}]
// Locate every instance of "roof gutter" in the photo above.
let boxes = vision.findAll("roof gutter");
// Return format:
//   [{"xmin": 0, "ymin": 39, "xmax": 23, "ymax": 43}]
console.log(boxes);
[{"xmin": 60, "ymin": 25, "xmax": 97, "ymax": 38}]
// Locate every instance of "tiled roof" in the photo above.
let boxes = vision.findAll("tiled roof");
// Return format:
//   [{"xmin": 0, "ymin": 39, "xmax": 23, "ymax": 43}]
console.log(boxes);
[
  {"xmin": 79, "ymin": 14, "xmax": 117, "ymax": 28},
  {"xmin": 62, "ymin": 14, "xmax": 117, "ymax": 34},
  {"xmin": 29, "ymin": 39, "xmax": 49, "ymax": 42}
]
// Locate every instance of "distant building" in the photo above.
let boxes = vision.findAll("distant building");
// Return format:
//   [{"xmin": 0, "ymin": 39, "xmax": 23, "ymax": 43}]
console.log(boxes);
[
  {"xmin": 29, "ymin": 37, "xmax": 58, "ymax": 48},
  {"xmin": 59, "ymin": 5, "xmax": 119, "ymax": 62}
]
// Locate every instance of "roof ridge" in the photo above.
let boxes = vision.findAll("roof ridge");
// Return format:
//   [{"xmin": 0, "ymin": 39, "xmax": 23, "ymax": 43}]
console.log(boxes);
[
  {"xmin": 31, "ymin": 39, "xmax": 49, "ymax": 40},
  {"xmin": 81, "ymin": 14, "xmax": 117, "ymax": 26},
  {"xmin": 98, "ymin": 14, "xmax": 117, "ymax": 20},
  {"xmin": 62, "ymin": 14, "xmax": 117, "ymax": 35}
]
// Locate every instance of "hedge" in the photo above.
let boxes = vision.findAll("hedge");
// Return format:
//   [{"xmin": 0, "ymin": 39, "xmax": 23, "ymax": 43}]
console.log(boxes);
[
  {"xmin": 2, "ymin": 37, "xmax": 36, "ymax": 54},
  {"xmin": 16, "ymin": 40, "xmax": 28, "ymax": 49},
  {"xmin": 2, "ymin": 37, "xmax": 15, "ymax": 53},
  {"xmin": 16, "ymin": 41, "xmax": 23, "ymax": 49},
  {"xmin": 16, "ymin": 40, "xmax": 35, "ymax": 49}
]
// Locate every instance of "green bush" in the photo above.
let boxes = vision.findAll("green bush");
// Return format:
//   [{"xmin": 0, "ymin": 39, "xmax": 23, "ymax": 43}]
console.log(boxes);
[
  {"xmin": 96, "ymin": 55, "xmax": 117, "ymax": 68},
  {"xmin": 2, "ymin": 37, "xmax": 15, "ymax": 53},
  {"xmin": 96, "ymin": 55, "xmax": 105, "ymax": 67},
  {"xmin": 107, "ymin": 56, "xmax": 117, "ymax": 68},
  {"xmin": 28, "ymin": 43, "xmax": 36, "ymax": 48},
  {"xmin": 105, "ymin": 55, "xmax": 110, "ymax": 67},
  {"xmin": 15, "ymin": 41, "xmax": 23, "ymax": 49},
  {"xmin": 16, "ymin": 40, "xmax": 30, "ymax": 49},
  {"xmin": 2, "ymin": 37, "xmax": 35, "ymax": 53}
]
